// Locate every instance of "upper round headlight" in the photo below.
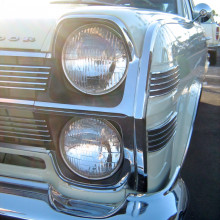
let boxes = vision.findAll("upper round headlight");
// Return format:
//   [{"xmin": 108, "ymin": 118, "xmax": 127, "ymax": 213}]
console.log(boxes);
[
  {"xmin": 62, "ymin": 24, "xmax": 128, "ymax": 95},
  {"xmin": 59, "ymin": 118, "xmax": 123, "ymax": 180}
]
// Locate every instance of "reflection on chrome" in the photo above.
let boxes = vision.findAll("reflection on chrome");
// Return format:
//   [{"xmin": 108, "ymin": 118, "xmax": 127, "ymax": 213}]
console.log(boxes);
[{"xmin": 60, "ymin": 118, "xmax": 123, "ymax": 180}]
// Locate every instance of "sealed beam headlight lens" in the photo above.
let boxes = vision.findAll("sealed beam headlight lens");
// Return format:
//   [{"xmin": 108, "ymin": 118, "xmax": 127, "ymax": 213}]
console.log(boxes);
[
  {"xmin": 60, "ymin": 118, "xmax": 123, "ymax": 180},
  {"xmin": 62, "ymin": 24, "xmax": 128, "ymax": 95}
]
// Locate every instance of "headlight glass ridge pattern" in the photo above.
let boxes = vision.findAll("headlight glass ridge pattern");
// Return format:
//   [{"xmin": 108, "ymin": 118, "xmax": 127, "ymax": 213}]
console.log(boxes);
[
  {"xmin": 62, "ymin": 24, "xmax": 128, "ymax": 95},
  {"xmin": 60, "ymin": 118, "xmax": 123, "ymax": 180}
]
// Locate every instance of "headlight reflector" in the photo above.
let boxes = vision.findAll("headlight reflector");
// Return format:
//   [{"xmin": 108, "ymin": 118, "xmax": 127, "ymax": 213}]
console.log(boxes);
[
  {"xmin": 62, "ymin": 24, "xmax": 128, "ymax": 95},
  {"xmin": 60, "ymin": 118, "xmax": 123, "ymax": 180}
]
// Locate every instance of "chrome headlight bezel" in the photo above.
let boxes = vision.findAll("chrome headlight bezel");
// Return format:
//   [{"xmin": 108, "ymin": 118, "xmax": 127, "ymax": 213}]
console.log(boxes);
[
  {"xmin": 59, "ymin": 117, "xmax": 124, "ymax": 180},
  {"xmin": 61, "ymin": 23, "xmax": 129, "ymax": 96}
]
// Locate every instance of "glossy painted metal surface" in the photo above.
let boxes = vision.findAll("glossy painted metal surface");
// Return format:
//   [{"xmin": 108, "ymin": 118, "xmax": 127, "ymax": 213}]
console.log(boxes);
[
  {"xmin": 146, "ymin": 17, "xmax": 207, "ymax": 192},
  {"xmin": 0, "ymin": 8, "xmax": 206, "ymax": 191},
  {"xmin": 0, "ymin": 167, "xmax": 187, "ymax": 220},
  {"xmin": 0, "ymin": 1, "xmax": 208, "ymax": 219}
]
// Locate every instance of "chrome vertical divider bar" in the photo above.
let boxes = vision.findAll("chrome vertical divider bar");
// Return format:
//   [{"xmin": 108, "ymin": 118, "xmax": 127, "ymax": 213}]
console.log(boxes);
[{"xmin": 133, "ymin": 22, "xmax": 163, "ymax": 191}]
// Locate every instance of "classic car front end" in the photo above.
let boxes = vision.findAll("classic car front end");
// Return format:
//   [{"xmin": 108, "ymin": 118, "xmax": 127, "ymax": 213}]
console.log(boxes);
[{"xmin": 0, "ymin": 0, "xmax": 209, "ymax": 219}]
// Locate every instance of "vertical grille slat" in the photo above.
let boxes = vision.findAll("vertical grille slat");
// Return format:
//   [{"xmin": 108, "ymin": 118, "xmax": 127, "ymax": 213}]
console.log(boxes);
[
  {"xmin": 150, "ymin": 65, "xmax": 180, "ymax": 97},
  {"xmin": 148, "ymin": 112, "xmax": 177, "ymax": 152}
]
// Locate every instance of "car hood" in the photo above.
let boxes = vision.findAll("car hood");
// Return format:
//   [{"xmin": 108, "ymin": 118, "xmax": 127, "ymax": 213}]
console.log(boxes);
[{"xmin": 0, "ymin": 1, "xmax": 184, "ymax": 57}]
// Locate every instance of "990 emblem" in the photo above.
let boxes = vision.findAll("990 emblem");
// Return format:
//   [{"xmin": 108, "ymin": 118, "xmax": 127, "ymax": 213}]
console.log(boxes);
[{"xmin": 0, "ymin": 36, "xmax": 35, "ymax": 42}]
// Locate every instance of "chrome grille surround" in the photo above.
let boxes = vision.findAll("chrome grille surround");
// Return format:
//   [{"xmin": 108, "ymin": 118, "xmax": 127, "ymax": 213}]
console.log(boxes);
[
  {"xmin": 147, "ymin": 112, "xmax": 177, "ymax": 152},
  {"xmin": 149, "ymin": 65, "xmax": 180, "ymax": 97},
  {"xmin": 0, "ymin": 64, "xmax": 50, "ymax": 91}
]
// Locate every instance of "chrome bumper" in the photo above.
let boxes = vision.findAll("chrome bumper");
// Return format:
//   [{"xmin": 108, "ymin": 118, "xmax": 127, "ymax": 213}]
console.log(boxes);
[{"xmin": 0, "ymin": 168, "xmax": 188, "ymax": 220}]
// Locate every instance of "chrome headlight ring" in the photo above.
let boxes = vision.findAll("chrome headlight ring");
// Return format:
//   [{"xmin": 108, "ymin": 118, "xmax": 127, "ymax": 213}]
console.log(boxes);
[
  {"xmin": 61, "ymin": 23, "xmax": 129, "ymax": 95},
  {"xmin": 59, "ymin": 117, "xmax": 123, "ymax": 180}
]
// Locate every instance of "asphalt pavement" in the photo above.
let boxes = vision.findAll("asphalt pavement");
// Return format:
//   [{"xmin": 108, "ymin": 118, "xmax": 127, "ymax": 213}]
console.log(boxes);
[{"xmin": 182, "ymin": 49, "xmax": 220, "ymax": 220}]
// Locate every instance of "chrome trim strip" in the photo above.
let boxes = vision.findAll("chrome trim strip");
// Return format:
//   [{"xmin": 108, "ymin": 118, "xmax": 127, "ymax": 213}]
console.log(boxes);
[
  {"xmin": 0, "ymin": 115, "xmax": 52, "ymax": 143},
  {"xmin": 150, "ymin": 65, "xmax": 179, "ymax": 76},
  {"xmin": 0, "ymin": 70, "xmax": 50, "ymax": 75},
  {"xmin": 148, "ymin": 112, "xmax": 177, "ymax": 152},
  {"xmin": 54, "ymin": 14, "xmax": 135, "ymax": 60},
  {"xmin": 151, "ymin": 69, "xmax": 179, "ymax": 80},
  {"xmin": 0, "ymin": 64, "xmax": 51, "ymax": 70},
  {"xmin": 150, "ymin": 66, "xmax": 180, "ymax": 97},
  {"xmin": 148, "ymin": 112, "xmax": 177, "ymax": 132},
  {"xmin": 0, "ymin": 121, "xmax": 47, "ymax": 128},
  {"xmin": 132, "ymin": 21, "xmax": 162, "ymax": 191},
  {"xmin": 0, "ymin": 80, "xmax": 47, "ymax": 86},
  {"xmin": 150, "ymin": 80, "xmax": 180, "ymax": 93},
  {"xmin": 0, "ymin": 126, "xmax": 49, "ymax": 133},
  {"xmin": 0, "ymin": 130, "xmax": 50, "ymax": 138},
  {"xmin": 150, "ymin": 79, "xmax": 180, "ymax": 92},
  {"xmin": 0, "ymin": 75, "xmax": 48, "ymax": 80},
  {"xmin": 0, "ymin": 134, "xmax": 51, "ymax": 142},
  {"xmin": 149, "ymin": 80, "xmax": 179, "ymax": 96},
  {"xmin": 148, "ymin": 131, "xmax": 176, "ymax": 152},
  {"xmin": 0, "ymin": 86, "xmax": 45, "ymax": 90},
  {"xmin": 150, "ymin": 75, "xmax": 179, "ymax": 86},
  {"xmin": 0, "ymin": 50, "xmax": 52, "ymax": 58},
  {"xmin": 0, "ymin": 116, "xmax": 46, "ymax": 123},
  {"xmin": 0, "ymin": 98, "xmax": 34, "ymax": 106},
  {"xmin": 148, "ymin": 117, "xmax": 177, "ymax": 137},
  {"xmin": 0, "ymin": 64, "xmax": 50, "ymax": 91},
  {"xmin": 148, "ymin": 125, "xmax": 176, "ymax": 144}
]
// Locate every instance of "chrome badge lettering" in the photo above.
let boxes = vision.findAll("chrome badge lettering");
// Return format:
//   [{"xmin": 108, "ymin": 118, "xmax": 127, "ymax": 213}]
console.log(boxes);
[
  {"xmin": 23, "ymin": 37, "xmax": 36, "ymax": 42},
  {"xmin": 8, "ymin": 36, "xmax": 20, "ymax": 41},
  {"xmin": 0, "ymin": 36, "xmax": 5, "ymax": 41},
  {"xmin": 0, "ymin": 36, "xmax": 36, "ymax": 42}
]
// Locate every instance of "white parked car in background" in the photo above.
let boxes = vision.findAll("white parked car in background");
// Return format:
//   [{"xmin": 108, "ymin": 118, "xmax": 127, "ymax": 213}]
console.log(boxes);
[{"xmin": 201, "ymin": 13, "xmax": 220, "ymax": 65}]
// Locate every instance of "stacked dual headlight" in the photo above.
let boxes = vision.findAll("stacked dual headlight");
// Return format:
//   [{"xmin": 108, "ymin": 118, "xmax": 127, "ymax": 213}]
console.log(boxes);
[
  {"xmin": 60, "ymin": 118, "xmax": 123, "ymax": 180},
  {"xmin": 62, "ymin": 24, "xmax": 128, "ymax": 95},
  {"xmin": 60, "ymin": 24, "xmax": 127, "ymax": 180}
]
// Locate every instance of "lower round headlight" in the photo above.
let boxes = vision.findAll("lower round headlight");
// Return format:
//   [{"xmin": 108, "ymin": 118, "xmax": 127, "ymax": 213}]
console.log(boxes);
[
  {"xmin": 62, "ymin": 24, "xmax": 128, "ymax": 95},
  {"xmin": 59, "ymin": 118, "xmax": 123, "ymax": 180}
]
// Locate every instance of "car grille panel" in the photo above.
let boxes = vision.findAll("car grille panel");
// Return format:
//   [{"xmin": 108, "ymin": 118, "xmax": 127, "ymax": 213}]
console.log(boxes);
[
  {"xmin": 0, "ymin": 64, "xmax": 50, "ymax": 91},
  {"xmin": 0, "ymin": 115, "xmax": 52, "ymax": 147}
]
